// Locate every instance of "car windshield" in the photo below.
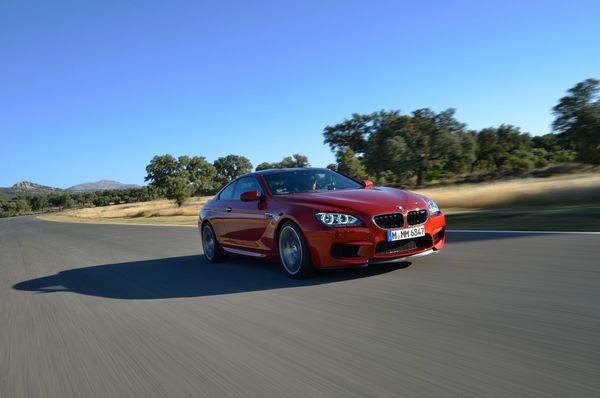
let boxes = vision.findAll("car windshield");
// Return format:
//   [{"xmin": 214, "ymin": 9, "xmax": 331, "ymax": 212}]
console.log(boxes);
[{"xmin": 263, "ymin": 169, "xmax": 362, "ymax": 195}]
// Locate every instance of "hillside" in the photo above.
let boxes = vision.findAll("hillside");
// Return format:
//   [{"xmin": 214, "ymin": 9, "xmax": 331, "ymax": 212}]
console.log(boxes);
[
  {"xmin": 0, "ymin": 181, "xmax": 63, "ymax": 200},
  {"xmin": 67, "ymin": 180, "xmax": 141, "ymax": 192},
  {"xmin": 1, "ymin": 179, "xmax": 142, "ymax": 200}
]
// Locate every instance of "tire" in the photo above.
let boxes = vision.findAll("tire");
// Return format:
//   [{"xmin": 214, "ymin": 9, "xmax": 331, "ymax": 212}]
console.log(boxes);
[
  {"xmin": 278, "ymin": 221, "xmax": 313, "ymax": 278},
  {"xmin": 202, "ymin": 223, "xmax": 228, "ymax": 263}
]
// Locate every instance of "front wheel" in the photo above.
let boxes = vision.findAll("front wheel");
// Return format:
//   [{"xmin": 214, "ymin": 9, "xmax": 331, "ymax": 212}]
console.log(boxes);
[
  {"xmin": 278, "ymin": 221, "xmax": 313, "ymax": 278},
  {"xmin": 202, "ymin": 223, "xmax": 228, "ymax": 263}
]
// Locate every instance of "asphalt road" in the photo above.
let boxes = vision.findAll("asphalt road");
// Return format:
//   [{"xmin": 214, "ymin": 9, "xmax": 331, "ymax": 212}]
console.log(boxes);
[{"xmin": 1, "ymin": 216, "xmax": 599, "ymax": 397}]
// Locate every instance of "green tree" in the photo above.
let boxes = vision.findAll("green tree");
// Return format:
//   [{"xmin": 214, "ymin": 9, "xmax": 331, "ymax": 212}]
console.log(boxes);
[
  {"xmin": 62, "ymin": 194, "xmax": 76, "ymax": 209},
  {"xmin": 532, "ymin": 133, "xmax": 576, "ymax": 163},
  {"xmin": 214, "ymin": 155, "xmax": 253, "ymax": 186},
  {"xmin": 145, "ymin": 154, "xmax": 179, "ymax": 189},
  {"xmin": 324, "ymin": 109, "xmax": 465, "ymax": 186},
  {"xmin": 186, "ymin": 156, "xmax": 217, "ymax": 195},
  {"xmin": 29, "ymin": 195, "xmax": 48, "ymax": 211},
  {"xmin": 473, "ymin": 125, "xmax": 534, "ymax": 172},
  {"xmin": 452, "ymin": 131, "xmax": 477, "ymax": 173},
  {"xmin": 255, "ymin": 162, "xmax": 273, "ymax": 171},
  {"xmin": 255, "ymin": 154, "xmax": 310, "ymax": 170},
  {"xmin": 552, "ymin": 78, "xmax": 600, "ymax": 163},
  {"xmin": 410, "ymin": 108, "xmax": 464, "ymax": 185},
  {"xmin": 93, "ymin": 196, "xmax": 110, "ymax": 206},
  {"xmin": 279, "ymin": 153, "xmax": 310, "ymax": 168},
  {"xmin": 473, "ymin": 127, "xmax": 499, "ymax": 171},
  {"xmin": 361, "ymin": 112, "xmax": 414, "ymax": 184},
  {"xmin": 166, "ymin": 174, "xmax": 192, "ymax": 207},
  {"xmin": 335, "ymin": 148, "xmax": 367, "ymax": 180},
  {"xmin": 323, "ymin": 113, "xmax": 373, "ymax": 154},
  {"xmin": 1, "ymin": 201, "xmax": 18, "ymax": 217},
  {"xmin": 145, "ymin": 154, "xmax": 219, "ymax": 195},
  {"xmin": 14, "ymin": 198, "xmax": 32, "ymax": 214}
]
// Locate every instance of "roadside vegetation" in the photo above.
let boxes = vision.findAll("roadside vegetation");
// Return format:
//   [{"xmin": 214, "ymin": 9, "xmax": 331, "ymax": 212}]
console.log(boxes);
[
  {"xmin": 41, "ymin": 197, "xmax": 211, "ymax": 226},
  {"xmin": 4, "ymin": 78, "xmax": 600, "ymax": 228},
  {"xmin": 416, "ymin": 169, "xmax": 600, "ymax": 209},
  {"xmin": 0, "ymin": 187, "xmax": 161, "ymax": 218},
  {"xmin": 42, "ymin": 172, "xmax": 600, "ymax": 231},
  {"xmin": 323, "ymin": 78, "xmax": 599, "ymax": 186},
  {"xmin": 419, "ymin": 171, "xmax": 600, "ymax": 231}
]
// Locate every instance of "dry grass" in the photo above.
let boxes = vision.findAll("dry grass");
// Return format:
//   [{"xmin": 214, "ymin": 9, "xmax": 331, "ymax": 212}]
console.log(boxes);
[
  {"xmin": 41, "ymin": 214, "xmax": 200, "ymax": 226},
  {"xmin": 60, "ymin": 197, "xmax": 210, "ymax": 218},
  {"xmin": 41, "ymin": 197, "xmax": 211, "ymax": 226},
  {"xmin": 413, "ymin": 173, "xmax": 600, "ymax": 210},
  {"xmin": 40, "ymin": 173, "xmax": 600, "ymax": 230}
]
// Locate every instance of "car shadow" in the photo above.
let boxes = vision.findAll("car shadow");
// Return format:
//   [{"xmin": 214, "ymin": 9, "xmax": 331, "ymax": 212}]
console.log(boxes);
[{"xmin": 13, "ymin": 255, "xmax": 410, "ymax": 300}]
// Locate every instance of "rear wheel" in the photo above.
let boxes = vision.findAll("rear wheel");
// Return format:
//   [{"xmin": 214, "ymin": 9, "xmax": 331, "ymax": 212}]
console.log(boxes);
[
  {"xmin": 278, "ymin": 221, "xmax": 313, "ymax": 278},
  {"xmin": 202, "ymin": 223, "xmax": 228, "ymax": 263}
]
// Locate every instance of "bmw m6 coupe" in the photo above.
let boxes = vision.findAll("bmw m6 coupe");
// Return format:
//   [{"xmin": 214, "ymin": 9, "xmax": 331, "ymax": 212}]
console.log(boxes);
[{"xmin": 199, "ymin": 168, "xmax": 445, "ymax": 278}]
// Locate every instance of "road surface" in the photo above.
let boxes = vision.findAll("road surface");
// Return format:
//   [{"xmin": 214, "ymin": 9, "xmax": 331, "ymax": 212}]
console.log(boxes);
[{"xmin": 1, "ymin": 216, "xmax": 599, "ymax": 397}]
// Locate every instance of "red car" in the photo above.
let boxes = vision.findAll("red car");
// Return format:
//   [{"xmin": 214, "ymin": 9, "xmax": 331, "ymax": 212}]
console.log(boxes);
[{"xmin": 199, "ymin": 168, "xmax": 445, "ymax": 278}]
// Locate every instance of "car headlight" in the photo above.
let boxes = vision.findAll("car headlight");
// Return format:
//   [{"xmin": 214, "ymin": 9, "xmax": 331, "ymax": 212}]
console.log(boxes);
[
  {"xmin": 315, "ymin": 212, "xmax": 363, "ymax": 227},
  {"xmin": 427, "ymin": 199, "xmax": 441, "ymax": 216}
]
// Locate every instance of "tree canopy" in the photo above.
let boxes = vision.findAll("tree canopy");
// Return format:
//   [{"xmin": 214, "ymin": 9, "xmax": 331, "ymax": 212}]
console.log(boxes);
[
  {"xmin": 144, "ymin": 154, "xmax": 254, "ymax": 206},
  {"xmin": 255, "ymin": 154, "xmax": 310, "ymax": 171},
  {"xmin": 214, "ymin": 155, "xmax": 253, "ymax": 185},
  {"xmin": 322, "ymin": 78, "xmax": 600, "ymax": 185},
  {"xmin": 324, "ymin": 108, "xmax": 485, "ymax": 185},
  {"xmin": 145, "ymin": 154, "xmax": 219, "ymax": 199},
  {"xmin": 552, "ymin": 78, "xmax": 600, "ymax": 164}
]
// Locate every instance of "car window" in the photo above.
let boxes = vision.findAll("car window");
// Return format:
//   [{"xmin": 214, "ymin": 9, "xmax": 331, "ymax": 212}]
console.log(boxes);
[
  {"xmin": 233, "ymin": 177, "xmax": 263, "ymax": 199},
  {"xmin": 218, "ymin": 181, "xmax": 237, "ymax": 201},
  {"xmin": 263, "ymin": 169, "xmax": 362, "ymax": 195}
]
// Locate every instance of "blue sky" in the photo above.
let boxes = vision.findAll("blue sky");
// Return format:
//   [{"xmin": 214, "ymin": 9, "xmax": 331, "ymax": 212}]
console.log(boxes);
[{"xmin": 1, "ymin": 0, "xmax": 599, "ymax": 188}]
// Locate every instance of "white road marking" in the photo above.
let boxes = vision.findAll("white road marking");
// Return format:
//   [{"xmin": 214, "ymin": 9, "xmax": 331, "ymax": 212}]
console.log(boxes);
[{"xmin": 448, "ymin": 229, "xmax": 600, "ymax": 235}]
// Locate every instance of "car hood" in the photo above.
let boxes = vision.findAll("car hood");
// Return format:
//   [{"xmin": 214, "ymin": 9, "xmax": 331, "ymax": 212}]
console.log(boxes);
[{"xmin": 279, "ymin": 187, "xmax": 427, "ymax": 214}]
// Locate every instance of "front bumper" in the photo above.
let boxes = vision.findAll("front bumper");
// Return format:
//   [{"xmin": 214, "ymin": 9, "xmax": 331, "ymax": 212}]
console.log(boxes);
[{"xmin": 304, "ymin": 213, "xmax": 446, "ymax": 268}]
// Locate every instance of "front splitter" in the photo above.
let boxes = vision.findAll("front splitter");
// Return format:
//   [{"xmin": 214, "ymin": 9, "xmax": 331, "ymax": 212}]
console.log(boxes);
[{"xmin": 368, "ymin": 248, "xmax": 437, "ymax": 265}]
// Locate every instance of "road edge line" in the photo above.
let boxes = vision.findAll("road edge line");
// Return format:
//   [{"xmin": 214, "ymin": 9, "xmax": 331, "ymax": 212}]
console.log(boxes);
[{"xmin": 448, "ymin": 229, "xmax": 600, "ymax": 235}]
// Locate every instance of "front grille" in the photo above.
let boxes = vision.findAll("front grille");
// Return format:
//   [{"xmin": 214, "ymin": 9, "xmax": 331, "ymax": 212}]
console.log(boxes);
[
  {"xmin": 373, "ymin": 213, "xmax": 404, "ymax": 229},
  {"xmin": 376, "ymin": 235, "xmax": 433, "ymax": 255},
  {"xmin": 406, "ymin": 209, "xmax": 428, "ymax": 226}
]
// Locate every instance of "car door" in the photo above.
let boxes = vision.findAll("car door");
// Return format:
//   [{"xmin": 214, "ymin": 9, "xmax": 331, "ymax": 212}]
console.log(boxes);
[
  {"xmin": 209, "ymin": 180, "xmax": 238, "ymax": 244},
  {"xmin": 225, "ymin": 176, "xmax": 271, "ymax": 252}
]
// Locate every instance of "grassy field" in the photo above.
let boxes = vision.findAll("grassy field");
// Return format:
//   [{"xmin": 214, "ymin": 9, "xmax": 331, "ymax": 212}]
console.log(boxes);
[
  {"xmin": 41, "ymin": 197, "xmax": 211, "ymax": 226},
  {"xmin": 41, "ymin": 173, "xmax": 600, "ymax": 231},
  {"xmin": 416, "ymin": 173, "xmax": 600, "ymax": 208}
]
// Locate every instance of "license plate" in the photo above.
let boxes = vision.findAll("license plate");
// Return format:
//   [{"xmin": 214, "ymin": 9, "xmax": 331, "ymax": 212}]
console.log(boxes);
[{"xmin": 387, "ymin": 226, "xmax": 425, "ymax": 242}]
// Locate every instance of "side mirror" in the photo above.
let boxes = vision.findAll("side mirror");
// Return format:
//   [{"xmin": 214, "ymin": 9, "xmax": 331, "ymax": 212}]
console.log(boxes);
[
  {"xmin": 240, "ymin": 190, "xmax": 260, "ymax": 201},
  {"xmin": 362, "ymin": 180, "xmax": 374, "ymax": 188}
]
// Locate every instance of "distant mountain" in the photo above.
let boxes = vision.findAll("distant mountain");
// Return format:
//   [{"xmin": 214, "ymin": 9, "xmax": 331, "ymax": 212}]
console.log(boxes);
[
  {"xmin": 0, "ymin": 181, "xmax": 63, "ymax": 200},
  {"xmin": 67, "ymin": 180, "xmax": 141, "ymax": 192}
]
